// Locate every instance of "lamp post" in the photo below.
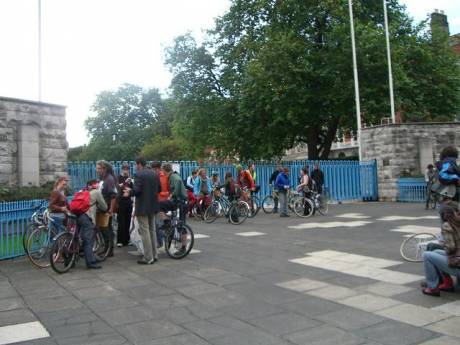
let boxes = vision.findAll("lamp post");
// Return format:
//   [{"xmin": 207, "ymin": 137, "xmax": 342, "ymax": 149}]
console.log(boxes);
[
  {"xmin": 383, "ymin": 0, "xmax": 396, "ymax": 123},
  {"xmin": 348, "ymin": 0, "xmax": 362, "ymax": 161}
]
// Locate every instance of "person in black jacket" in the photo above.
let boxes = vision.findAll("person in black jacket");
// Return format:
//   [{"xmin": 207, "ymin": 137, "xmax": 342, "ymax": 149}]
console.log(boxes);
[
  {"xmin": 311, "ymin": 163, "xmax": 324, "ymax": 194},
  {"xmin": 269, "ymin": 164, "xmax": 283, "ymax": 213},
  {"xmin": 116, "ymin": 164, "xmax": 133, "ymax": 247},
  {"xmin": 124, "ymin": 157, "xmax": 161, "ymax": 265}
]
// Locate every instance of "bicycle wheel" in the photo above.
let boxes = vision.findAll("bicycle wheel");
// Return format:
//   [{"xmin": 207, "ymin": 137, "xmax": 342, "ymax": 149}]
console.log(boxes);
[
  {"xmin": 50, "ymin": 232, "xmax": 77, "ymax": 274},
  {"xmin": 317, "ymin": 194, "xmax": 329, "ymax": 215},
  {"xmin": 93, "ymin": 228, "xmax": 110, "ymax": 261},
  {"xmin": 229, "ymin": 201, "xmax": 249, "ymax": 225},
  {"xmin": 23, "ymin": 223, "xmax": 38, "ymax": 254},
  {"xmin": 247, "ymin": 196, "xmax": 260, "ymax": 218},
  {"xmin": 293, "ymin": 198, "xmax": 314, "ymax": 218},
  {"xmin": 204, "ymin": 202, "xmax": 220, "ymax": 223},
  {"xmin": 26, "ymin": 226, "xmax": 56, "ymax": 268},
  {"xmin": 288, "ymin": 194, "xmax": 301, "ymax": 211},
  {"xmin": 262, "ymin": 195, "xmax": 275, "ymax": 214},
  {"xmin": 165, "ymin": 224, "xmax": 194, "ymax": 259},
  {"xmin": 400, "ymin": 233, "xmax": 437, "ymax": 262}
]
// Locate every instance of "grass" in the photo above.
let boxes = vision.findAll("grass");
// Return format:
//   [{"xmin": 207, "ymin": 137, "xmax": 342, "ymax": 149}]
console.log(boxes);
[{"xmin": 0, "ymin": 234, "xmax": 25, "ymax": 259}]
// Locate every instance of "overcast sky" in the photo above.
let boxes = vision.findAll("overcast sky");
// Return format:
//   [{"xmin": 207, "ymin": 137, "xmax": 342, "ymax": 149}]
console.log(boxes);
[{"xmin": 0, "ymin": 0, "xmax": 459, "ymax": 148}]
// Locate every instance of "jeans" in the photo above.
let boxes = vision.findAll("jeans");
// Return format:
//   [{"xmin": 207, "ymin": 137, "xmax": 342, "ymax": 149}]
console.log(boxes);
[
  {"xmin": 423, "ymin": 249, "xmax": 460, "ymax": 288},
  {"xmin": 278, "ymin": 191, "xmax": 288, "ymax": 215},
  {"xmin": 49, "ymin": 213, "xmax": 65, "ymax": 233},
  {"xmin": 76, "ymin": 214, "xmax": 97, "ymax": 266}
]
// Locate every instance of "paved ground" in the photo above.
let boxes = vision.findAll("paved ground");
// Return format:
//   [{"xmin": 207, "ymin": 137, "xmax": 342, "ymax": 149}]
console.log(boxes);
[{"xmin": 1, "ymin": 202, "xmax": 460, "ymax": 345}]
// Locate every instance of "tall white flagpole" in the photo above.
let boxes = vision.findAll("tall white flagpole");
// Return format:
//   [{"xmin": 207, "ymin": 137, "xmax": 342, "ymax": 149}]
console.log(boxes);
[
  {"xmin": 383, "ymin": 0, "xmax": 396, "ymax": 123},
  {"xmin": 348, "ymin": 0, "xmax": 362, "ymax": 161},
  {"xmin": 38, "ymin": 0, "xmax": 42, "ymax": 101}
]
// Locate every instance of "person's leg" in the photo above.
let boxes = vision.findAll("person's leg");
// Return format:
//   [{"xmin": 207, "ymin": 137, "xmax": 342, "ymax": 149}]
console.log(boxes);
[
  {"xmin": 116, "ymin": 205, "xmax": 126, "ymax": 246},
  {"xmin": 137, "ymin": 215, "xmax": 153, "ymax": 262},
  {"xmin": 125, "ymin": 204, "xmax": 132, "ymax": 245},
  {"xmin": 273, "ymin": 191, "xmax": 279, "ymax": 213},
  {"xmin": 279, "ymin": 192, "xmax": 287, "ymax": 215},
  {"xmin": 423, "ymin": 250, "xmax": 460, "ymax": 289},
  {"xmin": 149, "ymin": 214, "xmax": 158, "ymax": 261},
  {"xmin": 78, "ymin": 214, "xmax": 98, "ymax": 267}
]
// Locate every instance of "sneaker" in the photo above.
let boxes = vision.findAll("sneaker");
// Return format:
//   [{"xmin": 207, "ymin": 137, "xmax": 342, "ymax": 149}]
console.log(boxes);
[
  {"xmin": 280, "ymin": 213, "xmax": 290, "ymax": 217},
  {"xmin": 439, "ymin": 275, "xmax": 455, "ymax": 292},
  {"xmin": 137, "ymin": 258, "xmax": 155, "ymax": 265},
  {"xmin": 422, "ymin": 287, "xmax": 440, "ymax": 297},
  {"xmin": 116, "ymin": 243, "xmax": 123, "ymax": 247}
]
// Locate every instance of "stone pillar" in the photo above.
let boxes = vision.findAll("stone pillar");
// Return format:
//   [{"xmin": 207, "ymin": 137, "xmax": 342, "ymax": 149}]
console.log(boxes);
[
  {"xmin": 17, "ymin": 124, "xmax": 40, "ymax": 186},
  {"xmin": 418, "ymin": 137, "xmax": 434, "ymax": 174}
]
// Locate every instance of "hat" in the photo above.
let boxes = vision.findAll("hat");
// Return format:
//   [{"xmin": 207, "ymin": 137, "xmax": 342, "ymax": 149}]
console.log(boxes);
[
  {"xmin": 212, "ymin": 171, "xmax": 218, "ymax": 176},
  {"xmin": 236, "ymin": 165, "xmax": 243, "ymax": 171}
]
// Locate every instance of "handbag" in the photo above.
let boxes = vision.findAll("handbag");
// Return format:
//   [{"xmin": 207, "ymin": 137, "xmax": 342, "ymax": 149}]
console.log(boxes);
[
  {"xmin": 96, "ymin": 212, "xmax": 110, "ymax": 228},
  {"xmin": 448, "ymin": 249, "xmax": 460, "ymax": 269}
]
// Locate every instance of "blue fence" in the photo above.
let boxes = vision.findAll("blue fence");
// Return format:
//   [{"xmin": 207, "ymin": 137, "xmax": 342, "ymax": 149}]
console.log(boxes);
[
  {"xmin": 68, "ymin": 160, "xmax": 378, "ymax": 202},
  {"xmin": 0, "ymin": 199, "xmax": 47, "ymax": 259},
  {"xmin": 398, "ymin": 178, "xmax": 426, "ymax": 202}
]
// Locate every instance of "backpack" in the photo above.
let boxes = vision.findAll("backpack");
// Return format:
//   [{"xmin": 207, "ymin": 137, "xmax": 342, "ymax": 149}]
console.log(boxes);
[
  {"xmin": 69, "ymin": 189, "xmax": 91, "ymax": 215},
  {"xmin": 438, "ymin": 159, "xmax": 460, "ymax": 186}
]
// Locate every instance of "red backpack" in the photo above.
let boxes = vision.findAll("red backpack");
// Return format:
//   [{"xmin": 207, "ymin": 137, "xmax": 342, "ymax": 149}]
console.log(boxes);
[{"xmin": 69, "ymin": 189, "xmax": 91, "ymax": 215}]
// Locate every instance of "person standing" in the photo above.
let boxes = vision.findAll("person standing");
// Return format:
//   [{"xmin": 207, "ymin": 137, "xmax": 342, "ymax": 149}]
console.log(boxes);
[
  {"xmin": 96, "ymin": 161, "xmax": 118, "ymax": 257},
  {"xmin": 311, "ymin": 163, "xmax": 324, "ymax": 194},
  {"xmin": 48, "ymin": 176, "xmax": 69, "ymax": 233},
  {"xmin": 186, "ymin": 170, "xmax": 198, "ymax": 217},
  {"xmin": 152, "ymin": 161, "xmax": 169, "ymax": 247},
  {"xmin": 269, "ymin": 165, "xmax": 283, "ymax": 213},
  {"xmin": 425, "ymin": 164, "xmax": 436, "ymax": 210},
  {"xmin": 124, "ymin": 157, "xmax": 161, "ymax": 265},
  {"xmin": 117, "ymin": 164, "xmax": 133, "ymax": 247},
  {"xmin": 275, "ymin": 167, "xmax": 291, "ymax": 217}
]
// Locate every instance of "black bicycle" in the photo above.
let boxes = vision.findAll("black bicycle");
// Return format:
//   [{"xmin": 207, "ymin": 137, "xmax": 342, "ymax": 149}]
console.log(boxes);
[
  {"xmin": 204, "ymin": 191, "xmax": 249, "ymax": 225},
  {"xmin": 162, "ymin": 209, "xmax": 194, "ymax": 259}
]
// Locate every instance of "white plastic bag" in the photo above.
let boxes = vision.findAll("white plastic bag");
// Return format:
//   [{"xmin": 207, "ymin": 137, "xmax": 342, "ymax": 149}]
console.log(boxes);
[{"xmin": 129, "ymin": 203, "xmax": 144, "ymax": 255}]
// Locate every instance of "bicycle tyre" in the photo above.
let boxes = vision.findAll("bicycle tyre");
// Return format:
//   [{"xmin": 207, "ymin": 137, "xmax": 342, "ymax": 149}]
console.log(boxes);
[
  {"xmin": 247, "ymin": 196, "xmax": 260, "ymax": 218},
  {"xmin": 26, "ymin": 226, "xmax": 56, "ymax": 268},
  {"xmin": 293, "ymin": 198, "xmax": 315, "ymax": 218},
  {"xmin": 50, "ymin": 232, "xmax": 77, "ymax": 274},
  {"xmin": 229, "ymin": 201, "xmax": 249, "ymax": 225},
  {"xmin": 165, "ymin": 224, "xmax": 194, "ymax": 260},
  {"xmin": 204, "ymin": 202, "xmax": 220, "ymax": 223},
  {"xmin": 288, "ymin": 194, "xmax": 301, "ymax": 211},
  {"xmin": 400, "ymin": 233, "xmax": 437, "ymax": 262},
  {"xmin": 262, "ymin": 195, "xmax": 275, "ymax": 214},
  {"xmin": 23, "ymin": 223, "xmax": 38, "ymax": 255},
  {"xmin": 93, "ymin": 228, "xmax": 110, "ymax": 261},
  {"xmin": 317, "ymin": 194, "xmax": 329, "ymax": 215}
]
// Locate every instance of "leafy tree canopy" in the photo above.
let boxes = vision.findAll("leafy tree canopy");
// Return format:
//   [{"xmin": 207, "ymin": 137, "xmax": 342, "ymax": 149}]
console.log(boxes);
[{"xmin": 166, "ymin": 0, "xmax": 460, "ymax": 160}]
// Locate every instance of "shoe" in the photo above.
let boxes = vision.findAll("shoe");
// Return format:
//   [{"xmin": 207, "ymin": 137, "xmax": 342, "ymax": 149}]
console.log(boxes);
[
  {"xmin": 137, "ymin": 259, "xmax": 155, "ymax": 265},
  {"xmin": 422, "ymin": 287, "xmax": 440, "ymax": 297},
  {"xmin": 280, "ymin": 213, "xmax": 289, "ymax": 217},
  {"xmin": 439, "ymin": 275, "xmax": 455, "ymax": 292},
  {"xmin": 176, "ymin": 247, "xmax": 187, "ymax": 256},
  {"xmin": 116, "ymin": 243, "xmax": 123, "ymax": 247},
  {"xmin": 87, "ymin": 264, "xmax": 102, "ymax": 269}
]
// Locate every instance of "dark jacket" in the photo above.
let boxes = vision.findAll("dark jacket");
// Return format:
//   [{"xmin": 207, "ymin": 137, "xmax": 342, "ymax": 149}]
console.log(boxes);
[
  {"xmin": 311, "ymin": 169, "xmax": 324, "ymax": 186},
  {"xmin": 132, "ymin": 168, "xmax": 160, "ymax": 216},
  {"xmin": 169, "ymin": 172, "xmax": 187, "ymax": 202},
  {"xmin": 269, "ymin": 170, "xmax": 280, "ymax": 184}
]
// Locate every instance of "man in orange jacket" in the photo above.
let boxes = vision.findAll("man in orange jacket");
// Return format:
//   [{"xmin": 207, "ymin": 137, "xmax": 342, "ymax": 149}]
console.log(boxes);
[{"xmin": 151, "ymin": 161, "xmax": 169, "ymax": 247}]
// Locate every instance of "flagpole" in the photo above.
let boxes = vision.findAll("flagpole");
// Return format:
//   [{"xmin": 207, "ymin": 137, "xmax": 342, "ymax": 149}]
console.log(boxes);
[
  {"xmin": 348, "ymin": 0, "xmax": 362, "ymax": 161},
  {"xmin": 38, "ymin": 0, "xmax": 42, "ymax": 101},
  {"xmin": 383, "ymin": 0, "xmax": 395, "ymax": 123}
]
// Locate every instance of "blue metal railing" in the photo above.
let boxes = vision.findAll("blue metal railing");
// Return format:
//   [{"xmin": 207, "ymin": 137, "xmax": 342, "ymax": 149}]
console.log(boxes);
[
  {"xmin": 398, "ymin": 178, "xmax": 426, "ymax": 202},
  {"xmin": 68, "ymin": 160, "xmax": 378, "ymax": 202},
  {"xmin": 0, "ymin": 199, "xmax": 48, "ymax": 259}
]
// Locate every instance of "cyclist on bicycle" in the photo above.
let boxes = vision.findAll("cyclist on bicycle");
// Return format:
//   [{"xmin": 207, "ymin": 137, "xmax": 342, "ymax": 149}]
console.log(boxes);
[
  {"xmin": 296, "ymin": 167, "xmax": 311, "ymax": 196},
  {"xmin": 49, "ymin": 176, "xmax": 69, "ymax": 233},
  {"xmin": 159, "ymin": 163, "xmax": 189, "ymax": 255},
  {"xmin": 186, "ymin": 170, "xmax": 198, "ymax": 216},
  {"xmin": 193, "ymin": 168, "xmax": 212, "ymax": 215}
]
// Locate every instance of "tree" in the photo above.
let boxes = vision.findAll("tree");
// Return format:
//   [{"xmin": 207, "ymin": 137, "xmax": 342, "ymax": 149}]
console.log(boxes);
[
  {"xmin": 83, "ymin": 84, "xmax": 166, "ymax": 161},
  {"xmin": 166, "ymin": 0, "xmax": 460, "ymax": 160}
]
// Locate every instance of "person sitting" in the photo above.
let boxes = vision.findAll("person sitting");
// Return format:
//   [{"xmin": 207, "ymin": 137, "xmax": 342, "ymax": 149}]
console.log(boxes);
[
  {"xmin": 421, "ymin": 202, "xmax": 460, "ymax": 296},
  {"xmin": 186, "ymin": 170, "xmax": 198, "ymax": 216}
]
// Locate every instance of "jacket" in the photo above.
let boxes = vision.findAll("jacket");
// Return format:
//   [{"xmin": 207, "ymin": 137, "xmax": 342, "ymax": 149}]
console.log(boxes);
[
  {"xmin": 194, "ymin": 176, "xmax": 212, "ymax": 197},
  {"xmin": 87, "ymin": 189, "xmax": 107, "ymax": 224},
  {"xmin": 275, "ymin": 173, "xmax": 290, "ymax": 192},
  {"xmin": 237, "ymin": 170, "xmax": 255, "ymax": 190},
  {"xmin": 132, "ymin": 168, "xmax": 161, "ymax": 216},
  {"xmin": 311, "ymin": 169, "xmax": 324, "ymax": 186},
  {"xmin": 441, "ymin": 222, "xmax": 460, "ymax": 255},
  {"xmin": 49, "ymin": 190, "xmax": 67, "ymax": 213},
  {"xmin": 438, "ymin": 158, "xmax": 460, "ymax": 185},
  {"xmin": 269, "ymin": 170, "xmax": 280, "ymax": 184},
  {"xmin": 169, "ymin": 172, "xmax": 187, "ymax": 202}
]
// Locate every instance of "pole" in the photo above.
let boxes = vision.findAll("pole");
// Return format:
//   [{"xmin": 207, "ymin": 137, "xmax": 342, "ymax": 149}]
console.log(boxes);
[
  {"xmin": 383, "ymin": 0, "xmax": 395, "ymax": 123},
  {"xmin": 348, "ymin": 0, "xmax": 362, "ymax": 161},
  {"xmin": 38, "ymin": 0, "xmax": 42, "ymax": 101}
]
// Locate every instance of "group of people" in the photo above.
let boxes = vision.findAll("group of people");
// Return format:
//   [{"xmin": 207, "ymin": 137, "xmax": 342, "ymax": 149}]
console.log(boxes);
[{"xmin": 420, "ymin": 145, "xmax": 460, "ymax": 296}]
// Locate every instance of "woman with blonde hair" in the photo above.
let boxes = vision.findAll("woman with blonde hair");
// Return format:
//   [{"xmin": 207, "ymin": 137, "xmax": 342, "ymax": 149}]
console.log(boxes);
[{"xmin": 48, "ymin": 176, "xmax": 69, "ymax": 233}]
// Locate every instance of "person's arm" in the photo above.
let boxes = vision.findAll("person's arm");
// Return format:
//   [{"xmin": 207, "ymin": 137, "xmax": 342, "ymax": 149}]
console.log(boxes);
[
  {"xmin": 49, "ymin": 191, "xmax": 65, "ymax": 213},
  {"xmin": 96, "ymin": 190, "xmax": 108, "ymax": 212},
  {"xmin": 132, "ymin": 173, "xmax": 142, "ymax": 197}
]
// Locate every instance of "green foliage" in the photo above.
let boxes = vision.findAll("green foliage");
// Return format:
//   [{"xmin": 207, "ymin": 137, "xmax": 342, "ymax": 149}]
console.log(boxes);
[
  {"xmin": 0, "ymin": 182, "xmax": 54, "ymax": 202},
  {"xmin": 140, "ymin": 136, "xmax": 186, "ymax": 161},
  {"xmin": 166, "ymin": 0, "xmax": 460, "ymax": 160}
]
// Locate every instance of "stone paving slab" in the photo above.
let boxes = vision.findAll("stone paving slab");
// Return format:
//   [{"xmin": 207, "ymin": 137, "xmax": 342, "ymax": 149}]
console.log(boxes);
[
  {"xmin": 418, "ymin": 335, "xmax": 460, "ymax": 345},
  {"xmin": 375, "ymin": 303, "xmax": 451, "ymax": 327},
  {"xmin": 0, "ymin": 203, "xmax": 455, "ymax": 345}
]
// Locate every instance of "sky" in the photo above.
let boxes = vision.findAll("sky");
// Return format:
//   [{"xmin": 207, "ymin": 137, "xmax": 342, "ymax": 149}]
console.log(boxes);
[{"xmin": 0, "ymin": 0, "xmax": 459, "ymax": 148}]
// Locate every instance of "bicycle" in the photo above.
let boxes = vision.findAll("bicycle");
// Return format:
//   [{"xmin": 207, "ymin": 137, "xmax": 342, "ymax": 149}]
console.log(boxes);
[
  {"xmin": 49, "ymin": 213, "xmax": 80, "ymax": 273},
  {"xmin": 262, "ymin": 188, "xmax": 301, "ymax": 214},
  {"xmin": 22, "ymin": 201, "xmax": 48, "ymax": 255},
  {"xmin": 400, "ymin": 232, "xmax": 439, "ymax": 262},
  {"xmin": 162, "ymin": 208, "xmax": 194, "ymax": 259},
  {"xmin": 293, "ymin": 194, "xmax": 315, "ymax": 218},
  {"xmin": 204, "ymin": 190, "xmax": 249, "ymax": 225},
  {"xmin": 241, "ymin": 187, "xmax": 260, "ymax": 218}
]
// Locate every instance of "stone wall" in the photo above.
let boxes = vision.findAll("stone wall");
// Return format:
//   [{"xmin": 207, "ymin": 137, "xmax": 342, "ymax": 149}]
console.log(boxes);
[
  {"xmin": 0, "ymin": 97, "xmax": 67, "ymax": 187},
  {"xmin": 361, "ymin": 123, "xmax": 460, "ymax": 201}
]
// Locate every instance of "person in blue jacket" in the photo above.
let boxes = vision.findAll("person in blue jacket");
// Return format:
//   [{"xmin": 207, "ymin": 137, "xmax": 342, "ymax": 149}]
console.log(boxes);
[
  {"xmin": 275, "ymin": 167, "xmax": 291, "ymax": 217},
  {"xmin": 194, "ymin": 168, "xmax": 213, "ymax": 214}
]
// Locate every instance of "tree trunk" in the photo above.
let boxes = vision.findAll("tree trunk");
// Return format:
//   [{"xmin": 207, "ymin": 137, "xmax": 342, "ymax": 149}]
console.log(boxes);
[
  {"xmin": 320, "ymin": 117, "xmax": 340, "ymax": 159},
  {"xmin": 307, "ymin": 127, "xmax": 319, "ymax": 160}
]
